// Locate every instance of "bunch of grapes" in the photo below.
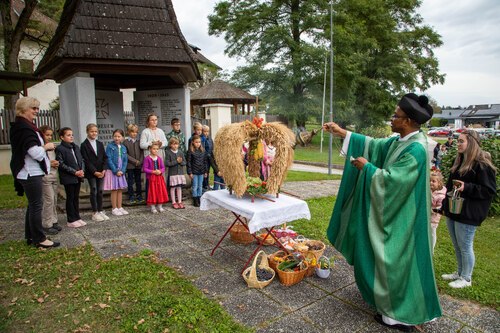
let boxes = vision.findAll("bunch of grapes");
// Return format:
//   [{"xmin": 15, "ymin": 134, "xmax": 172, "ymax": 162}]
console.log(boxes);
[{"xmin": 256, "ymin": 268, "xmax": 273, "ymax": 281}]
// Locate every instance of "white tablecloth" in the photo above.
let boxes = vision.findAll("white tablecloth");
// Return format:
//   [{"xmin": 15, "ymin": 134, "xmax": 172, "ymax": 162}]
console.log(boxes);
[{"xmin": 200, "ymin": 189, "xmax": 311, "ymax": 234}]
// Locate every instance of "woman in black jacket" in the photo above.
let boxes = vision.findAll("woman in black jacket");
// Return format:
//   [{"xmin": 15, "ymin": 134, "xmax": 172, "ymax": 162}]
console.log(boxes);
[
  {"xmin": 9, "ymin": 97, "xmax": 59, "ymax": 248},
  {"xmin": 56, "ymin": 127, "xmax": 86, "ymax": 228},
  {"xmin": 442, "ymin": 130, "xmax": 496, "ymax": 288}
]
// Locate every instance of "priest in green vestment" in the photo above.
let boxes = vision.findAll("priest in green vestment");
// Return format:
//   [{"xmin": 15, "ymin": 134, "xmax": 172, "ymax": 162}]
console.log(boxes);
[{"xmin": 324, "ymin": 93, "xmax": 441, "ymax": 330}]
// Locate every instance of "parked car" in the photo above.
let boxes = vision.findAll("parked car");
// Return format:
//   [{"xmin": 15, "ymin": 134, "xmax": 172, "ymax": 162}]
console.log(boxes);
[{"xmin": 428, "ymin": 127, "xmax": 452, "ymax": 137}]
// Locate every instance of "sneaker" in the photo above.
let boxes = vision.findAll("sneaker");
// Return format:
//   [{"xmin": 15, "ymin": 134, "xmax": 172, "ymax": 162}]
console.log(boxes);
[
  {"xmin": 67, "ymin": 221, "xmax": 83, "ymax": 228},
  {"xmin": 136, "ymin": 196, "xmax": 145, "ymax": 203},
  {"xmin": 112, "ymin": 208, "xmax": 123, "ymax": 216},
  {"xmin": 52, "ymin": 223, "xmax": 62, "ymax": 231},
  {"xmin": 92, "ymin": 212, "xmax": 105, "ymax": 222},
  {"xmin": 442, "ymin": 272, "xmax": 460, "ymax": 281},
  {"xmin": 119, "ymin": 208, "xmax": 129, "ymax": 215},
  {"xmin": 151, "ymin": 207, "xmax": 158, "ymax": 214},
  {"xmin": 75, "ymin": 219, "xmax": 87, "ymax": 226},
  {"xmin": 449, "ymin": 277, "xmax": 472, "ymax": 289},
  {"xmin": 158, "ymin": 205, "xmax": 165, "ymax": 213},
  {"xmin": 99, "ymin": 211, "xmax": 110, "ymax": 220},
  {"xmin": 43, "ymin": 227, "xmax": 59, "ymax": 235},
  {"xmin": 128, "ymin": 199, "xmax": 136, "ymax": 205}
]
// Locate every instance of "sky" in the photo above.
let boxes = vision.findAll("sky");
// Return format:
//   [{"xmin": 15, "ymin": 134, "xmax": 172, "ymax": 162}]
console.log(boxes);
[{"xmin": 171, "ymin": 0, "xmax": 500, "ymax": 108}]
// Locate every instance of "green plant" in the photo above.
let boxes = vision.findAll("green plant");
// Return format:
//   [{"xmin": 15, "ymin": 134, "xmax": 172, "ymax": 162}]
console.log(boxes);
[
  {"xmin": 245, "ymin": 176, "xmax": 267, "ymax": 196},
  {"xmin": 440, "ymin": 138, "xmax": 499, "ymax": 216}
]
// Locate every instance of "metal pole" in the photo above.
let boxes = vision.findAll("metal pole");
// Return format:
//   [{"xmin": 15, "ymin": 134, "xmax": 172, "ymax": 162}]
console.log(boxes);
[
  {"xmin": 328, "ymin": 0, "xmax": 334, "ymax": 175},
  {"xmin": 320, "ymin": 56, "xmax": 327, "ymax": 153}
]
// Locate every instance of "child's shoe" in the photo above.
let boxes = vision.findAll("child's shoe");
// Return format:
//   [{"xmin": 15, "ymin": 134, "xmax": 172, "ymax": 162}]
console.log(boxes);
[
  {"xmin": 75, "ymin": 219, "xmax": 87, "ymax": 226},
  {"xmin": 172, "ymin": 202, "xmax": 179, "ymax": 209},
  {"xmin": 92, "ymin": 212, "xmax": 105, "ymax": 221},
  {"xmin": 119, "ymin": 208, "xmax": 129, "ymax": 215},
  {"xmin": 128, "ymin": 196, "xmax": 136, "ymax": 205},
  {"xmin": 52, "ymin": 223, "xmax": 62, "ymax": 231},
  {"xmin": 157, "ymin": 205, "xmax": 165, "ymax": 213},
  {"xmin": 99, "ymin": 211, "xmax": 110, "ymax": 220},
  {"xmin": 112, "ymin": 208, "xmax": 123, "ymax": 216},
  {"xmin": 151, "ymin": 206, "xmax": 158, "ymax": 214},
  {"xmin": 67, "ymin": 221, "xmax": 83, "ymax": 228},
  {"xmin": 178, "ymin": 202, "xmax": 185, "ymax": 209},
  {"xmin": 441, "ymin": 272, "xmax": 460, "ymax": 281},
  {"xmin": 136, "ymin": 196, "xmax": 145, "ymax": 204}
]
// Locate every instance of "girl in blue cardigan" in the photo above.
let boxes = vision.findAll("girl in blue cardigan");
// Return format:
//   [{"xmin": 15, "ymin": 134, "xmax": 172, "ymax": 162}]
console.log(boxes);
[{"xmin": 104, "ymin": 129, "xmax": 128, "ymax": 216}]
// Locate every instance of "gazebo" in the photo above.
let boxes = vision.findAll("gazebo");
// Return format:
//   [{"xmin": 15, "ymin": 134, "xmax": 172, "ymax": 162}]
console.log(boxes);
[
  {"xmin": 190, "ymin": 80, "xmax": 257, "ymax": 116},
  {"xmin": 35, "ymin": 0, "xmax": 200, "ymax": 143}
]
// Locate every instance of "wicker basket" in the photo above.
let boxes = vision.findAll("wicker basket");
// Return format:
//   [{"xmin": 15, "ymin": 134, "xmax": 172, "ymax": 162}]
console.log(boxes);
[
  {"xmin": 304, "ymin": 251, "xmax": 317, "ymax": 277},
  {"xmin": 229, "ymin": 224, "xmax": 254, "ymax": 244},
  {"xmin": 268, "ymin": 250, "xmax": 287, "ymax": 272},
  {"xmin": 242, "ymin": 250, "xmax": 275, "ymax": 289},
  {"xmin": 276, "ymin": 255, "xmax": 308, "ymax": 286},
  {"xmin": 304, "ymin": 240, "xmax": 326, "ymax": 259},
  {"xmin": 256, "ymin": 233, "xmax": 275, "ymax": 246}
]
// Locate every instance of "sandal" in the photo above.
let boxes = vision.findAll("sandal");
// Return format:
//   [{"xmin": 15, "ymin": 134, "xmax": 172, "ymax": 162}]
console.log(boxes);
[
  {"xmin": 178, "ymin": 203, "xmax": 185, "ymax": 209},
  {"xmin": 172, "ymin": 203, "xmax": 180, "ymax": 209}
]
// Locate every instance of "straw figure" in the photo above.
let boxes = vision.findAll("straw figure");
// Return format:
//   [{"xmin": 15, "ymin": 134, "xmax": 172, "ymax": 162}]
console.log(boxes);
[{"xmin": 214, "ymin": 118, "xmax": 295, "ymax": 197}]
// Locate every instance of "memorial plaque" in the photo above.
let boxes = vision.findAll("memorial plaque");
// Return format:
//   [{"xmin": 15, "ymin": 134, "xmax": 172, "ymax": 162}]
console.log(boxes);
[{"xmin": 95, "ymin": 90, "xmax": 125, "ymax": 145}]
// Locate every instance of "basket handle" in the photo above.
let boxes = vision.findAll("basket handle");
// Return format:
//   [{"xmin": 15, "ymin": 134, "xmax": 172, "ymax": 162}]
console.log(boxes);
[
  {"xmin": 453, "ymin": 188, "xmax": 461, "ymax": 199},
  {"xmin": 249, "ymin": 250, "xmax": 267, "ymax": 280},
  {"xmin": 295, "ymin": 235, "xmax": 307, "ymax": 243},
  {"xmin": 317, "ymin": 255, "xmax": 331, "ymax": 269}
]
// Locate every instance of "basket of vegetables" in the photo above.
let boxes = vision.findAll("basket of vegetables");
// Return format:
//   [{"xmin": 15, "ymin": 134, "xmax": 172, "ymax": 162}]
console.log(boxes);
[
  {"xmin": 315, "ymin": 255, "xmax": 334, "ymax": 279},
  {"xmin": 276, "ymin": 253, "xmax": 308, "ymax": 286},
  {"xmin": 229, "ymin": 224, "xmax": 254, "ymax": 244},
  {"xmin": 242, "ymin": 250, "xmax": 275, "ymax": 289},
  {"xmin": 268, "ymin": 250, "xmax": 287, "ymax": 272},
  {"xmin": 302, "ymin": 240, "xmax": 326, "ymax": 260},
  {"xmin": 304, "ymin": 251, "xmax": 318, "ymax": 277}
]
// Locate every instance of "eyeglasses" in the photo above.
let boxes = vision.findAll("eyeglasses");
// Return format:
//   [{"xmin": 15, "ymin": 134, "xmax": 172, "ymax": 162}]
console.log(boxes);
[
  {"xmin": 391, "ymin": 114, "xmax": 408, "ymax": 119},
  {"xmin": 31, "ymin": 106, "xmax": 40, "ymax": 110}
]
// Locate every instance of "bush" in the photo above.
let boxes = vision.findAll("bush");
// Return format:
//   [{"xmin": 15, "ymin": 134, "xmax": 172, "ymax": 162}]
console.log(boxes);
[{"xmin": 440, "ymin": 138, "xmax": 499, "ymax": 216}]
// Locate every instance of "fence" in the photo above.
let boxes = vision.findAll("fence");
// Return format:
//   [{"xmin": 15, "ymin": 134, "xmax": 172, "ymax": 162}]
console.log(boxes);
[{"xmin": 0, "ymin": 109, "xmax": 60, "ymax": 145}]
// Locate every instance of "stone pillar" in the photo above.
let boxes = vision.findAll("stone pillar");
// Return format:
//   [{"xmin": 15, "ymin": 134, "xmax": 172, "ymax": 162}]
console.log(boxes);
[
  {"xmin": 202, "ymin": 103, "xmax": 232, "ymax": 139},
  {"xmin": 59, "ymin": 72, "xmax": 96, "ymax": 144},
  {"xmin": 257, "ymin": 111, "xmax": 266, "ymax": 122},
  {"xmin": 95, "ymin": 90, "xmax": 125, "ymax": 145}
]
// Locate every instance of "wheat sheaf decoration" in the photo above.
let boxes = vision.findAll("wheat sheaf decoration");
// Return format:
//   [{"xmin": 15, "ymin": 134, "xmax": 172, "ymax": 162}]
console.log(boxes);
[{"xmin": 214, "ymin": 118, "xmax": 295, "ymax": 197}]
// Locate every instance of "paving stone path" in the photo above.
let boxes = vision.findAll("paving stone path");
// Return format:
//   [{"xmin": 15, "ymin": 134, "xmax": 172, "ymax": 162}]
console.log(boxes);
[{"xmin": 0, "ymin": 180, "xmax": 497, "ymax": 332}]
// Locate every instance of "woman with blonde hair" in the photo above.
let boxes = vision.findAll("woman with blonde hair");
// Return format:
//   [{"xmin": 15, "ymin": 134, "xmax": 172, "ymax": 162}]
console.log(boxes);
[
  {"xmin": 442, "ymin": 130, "xmax": 496, "ymax": 288},
  {"xmin": 10, "ymin": 97, "xmax": 60, "ymax": 248}
]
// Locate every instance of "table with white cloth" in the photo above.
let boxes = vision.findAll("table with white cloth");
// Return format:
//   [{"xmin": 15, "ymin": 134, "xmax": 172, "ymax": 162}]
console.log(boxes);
[{"xmin": 200, "ymin": 189, "xmax": 311, "ymax": 272}]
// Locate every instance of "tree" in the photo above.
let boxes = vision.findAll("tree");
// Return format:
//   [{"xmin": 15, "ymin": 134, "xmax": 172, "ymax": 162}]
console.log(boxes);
[
  {"xmin": 0, "ymin": 0, "xmax": 61, "ymax": 110},
  {"xmin": 208, "ymin": 0, "xmax": 444, "ymax": 129},
  {"xmin": 209, "ymin": 0, "xmax": 329, "ymax": 127}
]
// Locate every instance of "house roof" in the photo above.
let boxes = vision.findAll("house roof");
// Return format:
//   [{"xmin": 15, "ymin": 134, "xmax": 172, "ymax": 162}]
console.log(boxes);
[
  {"xmin": 188, "ymin": 43, "xmax": 221, "ymax": 70},
  {"xmin": 36, "ymin": 0, "xmax": 200, "ymax": 87},
  {"xmin": 190, "ymin": 80, "xmax": 256, "ymax": 104}
]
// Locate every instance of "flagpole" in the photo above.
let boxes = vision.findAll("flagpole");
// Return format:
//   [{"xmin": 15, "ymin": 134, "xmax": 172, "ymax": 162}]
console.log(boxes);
[
  {"xmin": 328, "ymin": 0, "xmax": 334, "ymax": 175},
  {"xmin": 320, "ymin": 56, "xmax": 327, "ymax": 153}
]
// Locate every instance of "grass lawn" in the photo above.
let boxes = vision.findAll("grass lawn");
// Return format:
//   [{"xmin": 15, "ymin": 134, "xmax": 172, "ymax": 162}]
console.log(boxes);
[
  {"xmin": 0, "ymin": 244, "xmax": 250, "ymax": 333},
  {"xmin": 0, "ymin": 175, "xmax": 26, "ymax": 210},
  {"xmin": 293, "ymin": 122, "xmax": 346, "ymax": 165},
  {"xmin": 291, "ymin": 196, "xmax": 500, "ymax": 310}
]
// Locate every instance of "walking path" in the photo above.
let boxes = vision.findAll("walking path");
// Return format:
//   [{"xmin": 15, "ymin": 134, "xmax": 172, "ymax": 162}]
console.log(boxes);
[{"xmin": 0, "ymin": 179, "xmax": 497, "ymax": 332}]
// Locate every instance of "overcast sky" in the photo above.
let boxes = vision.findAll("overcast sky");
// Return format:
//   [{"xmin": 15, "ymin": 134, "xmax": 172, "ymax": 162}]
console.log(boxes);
[{"xmin": 171, "ymin": 0, "xmax": 500, "ymax": 108}]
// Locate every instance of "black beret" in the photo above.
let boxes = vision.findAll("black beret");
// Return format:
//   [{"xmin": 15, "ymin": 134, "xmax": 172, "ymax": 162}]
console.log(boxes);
[{"xmin": 398, "ymin": 93, "xmax": 433, "ymax": 124}]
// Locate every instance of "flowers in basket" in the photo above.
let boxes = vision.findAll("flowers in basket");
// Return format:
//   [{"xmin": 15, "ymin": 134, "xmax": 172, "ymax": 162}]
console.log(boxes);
[{"xmin": 246, "ymin": 176, "xmax": 267, "ymax": 196}]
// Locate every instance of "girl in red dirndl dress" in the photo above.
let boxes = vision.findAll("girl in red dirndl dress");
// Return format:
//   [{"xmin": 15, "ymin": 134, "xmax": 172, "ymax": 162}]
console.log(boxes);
[{"xmin": 143, "ymin": 144, "xmax": 168, "ymax": 213}]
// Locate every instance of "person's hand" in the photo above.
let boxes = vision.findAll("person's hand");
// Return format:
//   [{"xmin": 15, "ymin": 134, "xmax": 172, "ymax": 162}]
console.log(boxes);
[
  {"xmin": 97, "ymin": 172, "xmax": 105, "ymax": 179},
  {"xmin": 350, "ymin": 157, "xmax": 368, "ymax": 170},
  {"xmin": 189, "ymin": 173, "xmax": 193, "ymax": 180},
  {"xmin": 453, "ymin": 180, "xmax": 465, "ymax": 192},
  {"xmin": 176, "ymin": 156, "xmax": 183, "ymax": 163},
  {"xmin": 217, "ymin": 171, "xmax": 222, "ymax": 177},
  {"xmin": 135, "ymin": 161, "xmax": 140, "ymax": 167},
  {"xmin": 50, "ymin": 160, "xmax": 59, "ymax": 168},
  {"xmin": 322, "ymin": 122, "xmax": 347, "ymax": 138},
  {"xmin": 116, "ymin": 171, "xmax": 123, "ymax": 177},
  {"xmin": 204, "ymin": 173, "xmax": 207, "ymax": 178},
  {"xmin": 94, "ymin": 171, "xmax": 102, "ymax": 178},
  {"xmin": 75, "ymin": 170, "xmax": 84, "ymax": 178},
  {"xmin": 44, "ymin": 142, "xmax": 55, "ymax": 151}
]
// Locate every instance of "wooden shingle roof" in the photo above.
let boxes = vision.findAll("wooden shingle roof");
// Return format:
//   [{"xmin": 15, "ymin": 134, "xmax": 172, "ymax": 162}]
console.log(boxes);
[
  {"xmin": 36, "ymin": 0, "xmax": 200, "ymax": 86},
  {"xmin": 191, "ymin": 80, "xmax": 255, "ymax": 103}
]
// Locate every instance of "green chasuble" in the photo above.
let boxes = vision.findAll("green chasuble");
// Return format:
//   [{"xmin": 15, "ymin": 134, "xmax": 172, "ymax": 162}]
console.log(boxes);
[{"xmin": 327, "ymin": 131, "xmax": 441, "ymax": 324}]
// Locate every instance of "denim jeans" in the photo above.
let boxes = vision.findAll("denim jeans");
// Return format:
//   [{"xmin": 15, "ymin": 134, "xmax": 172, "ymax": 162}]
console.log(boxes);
[
  {"xmin": 18, "ymin": 175, "xmax": 45, "ymax": 243},
  {"xmin": 446, "ymin": 218, "xmax": 477, "ymax": 281},
  {"xmin": 126, "ymin": 169, "xmax": 142, "ymax": 199},
  {"xmin": 191, "ymin": 174, "xmax": 204, "ymax": 197},
  {"xmin": 213, "ymin": 175, "xmax": 225, "ymax": 190},
  {"xmin": 88, "ymin": 177, "xmax": 104, "ymax": 212}
]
